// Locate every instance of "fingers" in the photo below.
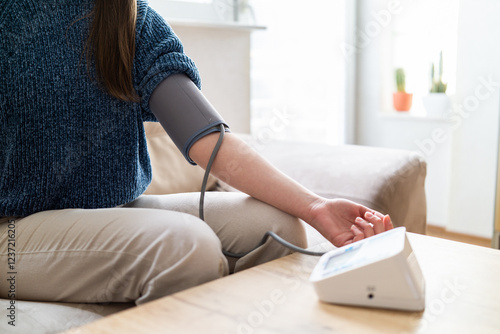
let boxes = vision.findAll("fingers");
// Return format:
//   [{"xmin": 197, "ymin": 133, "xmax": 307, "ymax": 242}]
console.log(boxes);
[
  {"xmin": 350, "ymin": 225, "xmax": 365, "ymax": 243},
  {"xmin": 364, "ymin": 212, "xmax": 385, "ymax": 234},
  {"xmin": 354, "ymin": 217, "xmax": 374, "ymax": 237},
  {"xmin": 370, "ymin": 210, "xmax": 386, "ymax": 220},
  {"xmin": 353, "ymin": 212, "xmax": 393, "ymax": 240},
  {"xmin": 383, "ymin": 214, "xmax": 394, "ymax": 230}
]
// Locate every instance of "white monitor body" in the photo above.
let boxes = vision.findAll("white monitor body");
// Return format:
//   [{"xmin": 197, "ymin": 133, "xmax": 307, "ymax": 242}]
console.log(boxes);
[{"xmin": 309, "ymin": 227, "xmax": 425, "ymax": 311}]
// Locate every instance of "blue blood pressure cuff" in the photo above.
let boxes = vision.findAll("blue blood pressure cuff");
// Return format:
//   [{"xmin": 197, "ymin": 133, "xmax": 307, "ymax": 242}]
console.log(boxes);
[{"xmin": 148, "ymin": 74, "xmax": 230, "ymax": 165}]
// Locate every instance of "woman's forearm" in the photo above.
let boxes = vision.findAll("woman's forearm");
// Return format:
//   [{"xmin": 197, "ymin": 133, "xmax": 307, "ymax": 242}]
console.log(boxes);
[{"xmin": 189, "ymin": 132, "xmax": 321, "ymax": 223}]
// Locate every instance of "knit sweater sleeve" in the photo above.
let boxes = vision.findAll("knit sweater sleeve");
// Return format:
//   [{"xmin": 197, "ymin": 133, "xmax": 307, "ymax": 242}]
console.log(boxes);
[{"xmin": 134, "ymin": 1, "xmax": 201, "ymax": 122}]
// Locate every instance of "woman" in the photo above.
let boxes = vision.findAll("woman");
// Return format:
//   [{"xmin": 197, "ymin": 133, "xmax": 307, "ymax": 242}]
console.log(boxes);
[{"xmin": 0, "ymin": 0, "xmax": 392, "ymax": 305}]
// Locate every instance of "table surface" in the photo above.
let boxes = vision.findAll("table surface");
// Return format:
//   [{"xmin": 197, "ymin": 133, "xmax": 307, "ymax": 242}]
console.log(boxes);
[{"xmin": 66, "ymin": 233, "xmax": 500, "ymax": 334}]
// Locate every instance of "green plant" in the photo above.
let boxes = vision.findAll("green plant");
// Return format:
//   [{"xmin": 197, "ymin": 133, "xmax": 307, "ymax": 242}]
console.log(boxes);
[
  {"xmin": 430, "ymin": 51, "xmax": 447, "ymax": 93},
  {"xmin": 395, "ymin": 68, "xmax": 406, "ymax": 93}
]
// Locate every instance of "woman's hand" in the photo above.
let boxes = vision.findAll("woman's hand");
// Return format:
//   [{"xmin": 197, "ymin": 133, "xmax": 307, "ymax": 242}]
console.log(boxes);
[{"xmin": 306, "ymin": 198, "xmax": 394, "ymax": 247}]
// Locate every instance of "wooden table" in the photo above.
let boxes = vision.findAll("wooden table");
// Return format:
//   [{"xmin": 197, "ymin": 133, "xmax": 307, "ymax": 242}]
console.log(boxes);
[{"xmin": 66, "ymin": 233, "xmax": 500, "ymax": 334}]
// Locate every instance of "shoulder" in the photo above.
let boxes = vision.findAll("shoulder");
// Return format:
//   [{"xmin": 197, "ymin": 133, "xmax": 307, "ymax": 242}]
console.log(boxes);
[
  {"xmin": 136, "ymin": 0, "xmax": 172, "ymax": 36},
  {"xmin": 135, "ymin": 0, "xmax": 182, "ymax": 59},
  {"xmin": 136, "ymin": 0, "xmax": 149, "ymax": 30}
]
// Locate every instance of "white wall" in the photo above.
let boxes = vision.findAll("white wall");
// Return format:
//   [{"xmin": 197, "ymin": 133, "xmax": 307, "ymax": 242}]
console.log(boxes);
[
  {"xmin": 447, "ymin": 0, "xmax": 500, "ymax": 237},
  {"xmin": 355, "ymin": 0, "xmax": 500, "ymax": 238}
]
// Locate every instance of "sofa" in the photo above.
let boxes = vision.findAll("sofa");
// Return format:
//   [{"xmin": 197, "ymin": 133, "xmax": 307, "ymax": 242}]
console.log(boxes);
[{"xmin": 0, "ymin": 123, "xmax": 427, "ymax": 334}]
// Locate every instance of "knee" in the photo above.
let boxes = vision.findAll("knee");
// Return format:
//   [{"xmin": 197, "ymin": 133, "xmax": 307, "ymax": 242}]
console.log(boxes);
[
  {"xmin": 265, "ymin": 215, "xmax": 307, "ymax": 251},
  {"xmin": 180, "ymin": 218, "xmax": 229, "ymax": 279},
  {"xmin": 256, "ymin": 205, "xmax": 308, "ymax": 250},
  {"xmin": 121, "ymin": 210, "xmax": 228, "ymax": 304},
  {"xmin": 231, "ymin": 206, "xmax": 308, "ymax": 272},
  {"xmin": 154, "ymin": 210, "xmax": 228, "ymax": 277}
]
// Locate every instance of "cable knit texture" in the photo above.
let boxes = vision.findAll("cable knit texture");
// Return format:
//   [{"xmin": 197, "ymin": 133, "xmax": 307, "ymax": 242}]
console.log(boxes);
[{"xmin": 0, "ymin": 0, "xmax": 201, "ymax": 216}]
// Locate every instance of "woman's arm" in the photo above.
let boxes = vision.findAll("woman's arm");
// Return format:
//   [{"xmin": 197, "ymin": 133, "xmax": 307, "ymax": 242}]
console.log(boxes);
[
  {"xmin": 189, "ymin": 132, "xmax": 393, "ymax": 247},
  {"xmin": 148, "ymin": 74, "xmax": 392, "ymax": 247}
]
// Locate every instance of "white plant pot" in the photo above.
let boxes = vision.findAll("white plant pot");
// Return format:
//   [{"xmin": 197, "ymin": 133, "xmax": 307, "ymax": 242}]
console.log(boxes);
[{"xmin": 422, "ymin": 93, "xmax": 451, "ymax": 118}]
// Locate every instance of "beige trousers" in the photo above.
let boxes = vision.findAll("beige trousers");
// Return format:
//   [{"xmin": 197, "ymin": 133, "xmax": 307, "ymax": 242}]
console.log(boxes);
[{"xmin": 0, "ymin": 192, "xmax": 306, "ymax": 305}]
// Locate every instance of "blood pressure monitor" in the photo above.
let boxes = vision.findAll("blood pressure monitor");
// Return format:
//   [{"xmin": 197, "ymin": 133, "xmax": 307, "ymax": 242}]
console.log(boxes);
[{"xmin": 309, "ymin": 227, "xmax": 425, "ymax": 311}]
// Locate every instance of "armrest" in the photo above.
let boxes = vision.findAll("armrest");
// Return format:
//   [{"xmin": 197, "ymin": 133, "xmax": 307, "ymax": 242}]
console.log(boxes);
[{"xmin": 217, "ymin": 135, "xmax": 427, "ymax": 234}]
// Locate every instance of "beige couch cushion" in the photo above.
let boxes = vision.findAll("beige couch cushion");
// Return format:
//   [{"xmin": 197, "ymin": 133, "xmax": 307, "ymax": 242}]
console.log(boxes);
[
  {"xmin": 143, "ymin": 122, "xmax": 217, "ymax": 195},
  {"xmin": 217, "ymin": 135, "xmax": 427, "ymax": 235}
]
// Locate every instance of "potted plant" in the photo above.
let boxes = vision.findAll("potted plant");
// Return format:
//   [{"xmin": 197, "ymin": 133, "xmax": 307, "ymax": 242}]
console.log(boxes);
[
  {"xmin": 393, "ymin": 68, "xmax": 413, "ymax": 111},
  {"xmin": 422, "ymin": 51, "xmax": 451, "ymax": 117}
]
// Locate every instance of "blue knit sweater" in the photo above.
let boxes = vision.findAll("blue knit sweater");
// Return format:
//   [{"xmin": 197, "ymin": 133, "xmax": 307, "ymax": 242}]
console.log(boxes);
[{"xmin": 0, "ymin": 0, "xmax": 201, "ymax": 217}]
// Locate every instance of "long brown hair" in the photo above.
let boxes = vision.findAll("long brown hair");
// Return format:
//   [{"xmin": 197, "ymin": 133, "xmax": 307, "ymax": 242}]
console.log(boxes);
[{"xmin": 84, "ymin": 0, "xmax": 139, "ymax": 102}]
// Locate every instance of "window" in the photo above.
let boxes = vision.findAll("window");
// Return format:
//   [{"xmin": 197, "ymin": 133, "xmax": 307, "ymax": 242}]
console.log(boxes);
[
  {"xmin": 250, "ymin": 0, "xmax": 350, "ymax": 145},
  {"xmin": 390, "ymin": 0, "xmax": 459, "ymax": 115},
  {"xmin": 149, "ymin": 0, "xmax": 351, "ymax": 145}
]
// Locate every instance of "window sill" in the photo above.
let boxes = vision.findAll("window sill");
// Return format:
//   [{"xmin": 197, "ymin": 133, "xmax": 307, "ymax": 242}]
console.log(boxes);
[
  {"xmin": 167, "ymin": 18, "xmax": 266, "ymax": 32},
  {"xmin": 379, "ymin": 111, "xmax": 452, "ymax": 123}
]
